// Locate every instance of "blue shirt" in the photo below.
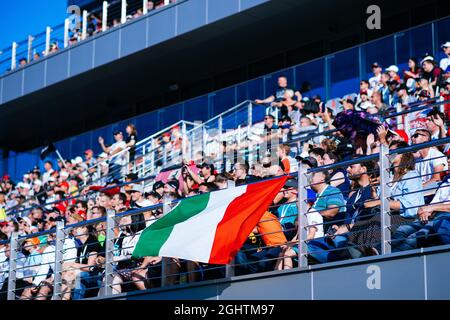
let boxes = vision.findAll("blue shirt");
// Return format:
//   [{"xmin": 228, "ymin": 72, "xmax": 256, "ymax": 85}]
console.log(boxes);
[
  {"xmin": 277, "ymin": 202, "xmax": 298, "ymax": 227},
  {"xmin": 391, "ymin": 170, "xmax": 424, "ymax": 218}
]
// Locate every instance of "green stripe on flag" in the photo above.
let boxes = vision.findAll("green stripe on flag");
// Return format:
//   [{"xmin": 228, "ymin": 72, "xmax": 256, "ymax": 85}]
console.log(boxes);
[{"xmin": 132, "ymin": 193, "xmax": 210, "ymax": 258}]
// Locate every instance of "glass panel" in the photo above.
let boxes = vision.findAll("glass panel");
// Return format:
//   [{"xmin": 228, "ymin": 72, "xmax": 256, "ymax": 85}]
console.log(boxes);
[
  {"xmin": 211, "ymin": 87, "xmax": 236, "ymax": 117},
  {"xmin": 160, "ymin": 103, "xmax": 183, "ymax": 129},
  {"xmin": 436, "ymin": 17, "xmax": 450, "ymax": 69},
  {"xmin": 397, "ymin": 24, "xmax": 433, "ymax": 66},
  {"xmin": 362, "ymin": 36, "xmax": 395, "ymax": 79},
  {"xmin": 247, "ymin": 77, "xmax": 264, "ymax": 101},
  {"xmin": 183, "ymin": 95, "xmax": 209, "ymax": 123},
  {"xmin": 135, "ymin": 111, "xmax": 159, "ymax": 140},
  {"xmin": 91, "ymin": 126, "xmax": 113, "ymax": 155},
  {"xmin": 295, "ymin": 58, "xmax": 325, "ymax": 99},
  {"xmin": 330, "ymin": 48, "xmax": 360, "ymax": 99}
]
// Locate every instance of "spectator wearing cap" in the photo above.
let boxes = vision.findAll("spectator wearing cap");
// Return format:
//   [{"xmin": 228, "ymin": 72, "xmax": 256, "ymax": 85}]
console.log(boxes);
[
  {"xmin": 396, "ymin": 83, "xmax": 416, "ymax": 107},
  {"xmin": 355, "ymin": 90, "xmax": 373, "ymax": 111},
  {"xmin": 356, "ymin": 80, "xmax": 373, "ymax": 105},
  {"xmin": 411, "ymin": 129, "xmax": 448, "ymax": 189},
  {"xmin": 440, "ymin": 42, "xmax": 450, "ymax": 76},
  {"xmin": 421, "ymin": 55, "xmax": 444, "ymax": 92},
  {"xmin": 128, "ymin": 184, "xmax": 153, "ymax": 211},
  {"xmin": 386, "ymin": 65, "xmax": 401, "ymax": 83},
  {"xmin": 152, "ymin": 181, "xmax": 165, "ymax": 198},
  {"xmin": 98, "ymin": 131, "xmax": 127, "ymax": 181},
  {"xmin": 163, "ymin": 179, "xmax": 182, "ymax": 201},
  {"xmin": 84, "ymin": 149, "xmax": 95, "ymax": 169},
  {"xmin": 386, "ymin": 79, "xmax": 400, "ymax": 106},
  {"xmin": 369, "ymin": 62, "xmax": 383, "ymax": 90}
]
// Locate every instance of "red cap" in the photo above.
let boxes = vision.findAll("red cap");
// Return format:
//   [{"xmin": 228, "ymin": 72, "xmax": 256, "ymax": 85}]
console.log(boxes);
[
  {"xmin": 60, "ymin": 181, "xmax": 69, "ymax": 190},
  {"xmin": 163, "ymin": 132, "xmax": 171, "ymax": 137},
  {"xmin": 171, "ymin": 125, "xmax": 180, "ymax": 131},
  {"xmin": 395, "ymin": 130, "xmax": 409, "ymax": 143},
  {"xmin": 2, "ymin": 175, "xmax": 10, "ymax": 181},
  {"xmin": 84, "ymin": 149, "xmax": 94, "ymax": 155},
  {"xmin": 360, "ymin": 89, "xmax": 368, "ymax": 95}
]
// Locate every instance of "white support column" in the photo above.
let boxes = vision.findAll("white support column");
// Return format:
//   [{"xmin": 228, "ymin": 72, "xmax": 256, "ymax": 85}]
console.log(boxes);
[
  {"xmin": 102, "ymin": 1, "xmax": 108, "ymax": 32},
  {"xmin": 7, "ymin": 232, "xmax": 18, "ymax": 300},
  {"xmin": 82, "ymin": 10, "xmax": 88, "ymax": 40},
  {"xmin": 64, "ymin": 18, "xmax": 70, "ymax": 48},
  {"xmin": 181, "ymin": 122, "xmax": 187, "ymax": 162},
  {"xmin": 104, "ymin": 210, "xmax": 116, "ymax": 297},
  {"xmin": 143, "ymin": 0, "xmax": 149, "ymax": 14},
  {"xmin": 379, "ymin": 144, "xmax": 392, "ymax": 254},
  {"xmin": 121, "ymin": 0, "xmax": 127, "ymax": 24},
  {"xmin": 27, "ymin": 36, "xmax": 34, "ymax": 63},
  {"xmin": 297, "ymin": 164, "xmax": 309, "ymax": 268},
  {"xmin": 396, "ymin": 103, "xmax": 403, "ymax": 130},
  {"xmin": 11, "ymin": 42, "xmax": 17, "ymax": 70},
  {"xmin": 45, "ymin": 26, "xmax": 52, "ymax": 56},
  {"xmin": 52, "ymin": 221, "xmax": 65, "ymax": 300},
  {"xmin": 164, "ymin": 0, "xmax": 170, "ymax": 5}
]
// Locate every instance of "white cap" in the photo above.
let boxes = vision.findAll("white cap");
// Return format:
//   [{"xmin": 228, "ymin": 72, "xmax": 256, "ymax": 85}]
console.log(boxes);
[
  {"xmin": 359, "ymin": 101, "xmax": 373, "ymax": 110},
  {"xmin": 421, "ymin": 55, "xmax": 434, "ymax": 64},
  {"xmin": 33, "ymin": 180, "xmax": 43, "ymax": 186},
  {"xmin": 75, "ymin": 156, "xmax": 83, "ymax": 164},
  {"xmin": 48, "ymin": 176, "xmax": 56, "ymax": 182},
  {"xmin": 20, "ymin": 217, "xmax": 32, "ymax": 226},
  {"xmin": 385, "ymin": 65, "xmax": 399, "ymax": 73},
  {"xmin": 60, "ymin": 171, "xmax": 69, "ymax": 178},
  {"xmin": 99, "ymin": 152, "xmax": 108, "ymax": 159},
  {"xmin": 129, "ymin": 184, "xmax": 144, "ymax": 194},
  {"xmin": 441, "ymin": 41, "xmax": 450, "ymax": 48},
  {"xmin": 446, "ymin": 77, "xmax": 450, "ymax": 84},
  {"xmin": 16, "ymin": 182, "xmax": 25, "ymax": 189},
  {"xmin": 23, "ymin": 174, "xmax": 29, "ymax": 179}
]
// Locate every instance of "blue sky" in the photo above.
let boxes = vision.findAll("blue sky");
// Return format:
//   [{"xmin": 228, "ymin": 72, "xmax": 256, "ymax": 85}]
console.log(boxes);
[{"xmin": 0, "ymin": 0, "xmax": 67, "ymax": 50}]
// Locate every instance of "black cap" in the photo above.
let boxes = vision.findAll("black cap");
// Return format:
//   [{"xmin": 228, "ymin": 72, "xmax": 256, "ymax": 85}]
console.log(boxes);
[
  {"xmin": 371, "ymin": 62, "xmax": 381, "ymax": 68},
  {"xmin": 396, "ymin": 83, "xmax": 408, "ymax": 92},
  {"xmin": 166, "ymin": 179, "xmax": 180, "ymax": 191},
  {"xmin": 152, "ymin": 181, "xmax": 165, "ymax": 191},
  {"xmin": 113, "ymin": 130, "xmax": 122, "ymax": 136},
  {"xmin": 296, "ymin": 156, "xmax": 318, "ymax": 168},
  {"xmin": 146, "ymin": 191, "xmax": 162, "ymax": 200},
  {"xmin": 197, "ymin": 162, "xmax": 215, "ymax": 173},
  {"xmin": 126, "ymin": 173, "xmax": 138, "ymax": 181},
  {"xmin": 387, "ymin": 79, "xmax": 399, "ymax": 86}
]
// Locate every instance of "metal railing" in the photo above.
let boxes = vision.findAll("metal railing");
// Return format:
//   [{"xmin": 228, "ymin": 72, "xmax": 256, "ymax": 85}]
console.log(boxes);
[
  {"xmin": 2, "ymin": 133, "xmax": 448, "ymax": 299},
  {"xmin": 0, "ymin": 0, "xmax": 176, "ymax": 76}
]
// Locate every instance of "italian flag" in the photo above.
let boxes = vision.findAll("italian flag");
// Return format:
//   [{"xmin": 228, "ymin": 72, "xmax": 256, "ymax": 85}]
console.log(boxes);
[{"xmin": 132, "ymin": 176, "xmax": 288, "ymax": 264}]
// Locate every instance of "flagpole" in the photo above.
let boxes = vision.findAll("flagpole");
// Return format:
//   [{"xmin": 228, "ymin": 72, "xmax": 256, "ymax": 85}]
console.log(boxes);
[{"xmin": 55, "ymin": 149, "xmax": 68, "ymax": 169}]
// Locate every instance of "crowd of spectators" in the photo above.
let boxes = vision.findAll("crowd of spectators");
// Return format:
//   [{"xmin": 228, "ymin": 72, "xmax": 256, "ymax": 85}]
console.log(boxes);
[{"xmin": 1, "ymin": 43, "xmax": 450, "ymax": 299}]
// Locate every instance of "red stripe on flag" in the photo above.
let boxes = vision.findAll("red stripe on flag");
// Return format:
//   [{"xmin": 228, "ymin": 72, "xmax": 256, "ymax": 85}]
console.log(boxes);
[{"xmin": 208, "ymin": 176, "xmax": 289, "ymax": 264}]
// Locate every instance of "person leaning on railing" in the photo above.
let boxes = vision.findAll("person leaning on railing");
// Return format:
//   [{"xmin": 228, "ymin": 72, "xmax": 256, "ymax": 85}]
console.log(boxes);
[{"xmin": 392, "ymin": 172, "xmax": 450, "ymax": 252}]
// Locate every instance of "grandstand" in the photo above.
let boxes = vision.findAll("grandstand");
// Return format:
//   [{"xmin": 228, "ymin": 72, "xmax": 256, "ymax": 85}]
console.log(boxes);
[{"xmin": 1, "ymin": 0, "xmax": 450, "ymax": 301}]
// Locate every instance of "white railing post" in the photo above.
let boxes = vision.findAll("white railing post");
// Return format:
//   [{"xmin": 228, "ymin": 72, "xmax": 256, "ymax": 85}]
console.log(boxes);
[
  {"xmin": 27, "ymin": 36, "xmax": 34, "ymax": 63},
  {"xmin": 7, "ymin": 232, "xmax": 18, "ymax": 300},
  {"xmin": 82, "ymin": 10, "xmax": 88, "ymax": 40},
  {"xmin": 297, "ymin": 163, "xmax": 309, "ymax": 268},
  {"xmin": 104, "ymin": 210, "xmax": 116, "ymax": 297},
  {"xmin": 143, "ymin": 0, "xmax": 149, "ymax": 14},
  {"xmin": 102, "ymin": 1, "xmax": 108, "ymax": 32},
  {"xmin": 396, "ymin": 103, "xmax": 403, "ymax": 130},
  {"xmin": 64, "ymin": 18, "xmax": 70, "ymax": 48},
  {"xmin": 182, "ymin": 122, "xmax": 187, "ymax": 162},
  {"xmin": 164, "ymin": 0, "xmax": 170, "ymax": 6},
  {"xmin": 379, "ymin": 144, "xmax": 392, "ymax": 254},
  {"xmin": 121, "ymin": 0, "xmax": 127, "ymax": 24},
  {"xmin": 45, "ymin": 26, "xmax": 52, "ymax": 55},
  {"xmin": 11, "ymin": 42, "xmax": 17, "ymax": 70},
  {"xmin": 52, "ymin": 221, "xmax": 65, "ymax": 300}
]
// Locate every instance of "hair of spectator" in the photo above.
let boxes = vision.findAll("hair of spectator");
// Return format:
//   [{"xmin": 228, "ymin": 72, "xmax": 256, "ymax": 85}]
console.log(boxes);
[{"xmin": 310, "ymin": 147, "xmax": 326, "ymax": 158}]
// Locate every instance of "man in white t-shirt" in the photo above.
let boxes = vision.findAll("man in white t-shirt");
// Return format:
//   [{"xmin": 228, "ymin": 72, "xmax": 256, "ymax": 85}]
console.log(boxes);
[
  {"xmin": 369, "ymin": 62, "xmax": 383, "ymax": 90},
  {"xmin": 440, "ymin": 42, "xmax": 450, "ymax": 76},
  {"xmin": 98, "ymin": 131, "xmax": 127, "ymax": 180},
  {"xmin": 412, "ymin": 129, "xmax": 448, "ymax": 188},
  {"xmin": 42, "ymin": 161, "xmax": 55, "ymax": 185}
]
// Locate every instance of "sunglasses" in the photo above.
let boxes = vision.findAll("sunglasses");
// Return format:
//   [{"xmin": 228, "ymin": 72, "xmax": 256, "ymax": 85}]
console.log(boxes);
[{"xmin": 412, "ymin": 133, "xmax": 427, "ymax": 139}]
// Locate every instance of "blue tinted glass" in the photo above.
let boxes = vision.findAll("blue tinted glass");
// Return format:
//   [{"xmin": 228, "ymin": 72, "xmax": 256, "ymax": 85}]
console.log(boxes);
[
  {"xmin": 330, "ymin": 48, "xmax": 360, "ymax": 98},
  {"xmin": 135, "ymin": 111, "xmax": 159, "ymax": 140},
  {"xmin": 183, "ymin": 95, "xmax": 208, "ymax": 123},
  {"xmin": 397, "ymin": 25, "xmax": 433, "ymax": 65},
  {"xmin": 55, "ymin": 140, "xmax": 71, "ymax": 161},
  {"xmin": 436, "ymin": 17, "xmax": 450, "ymax": 62},
  {"xmin": 247, "ymin": 77, "xmax": 264, "ymax": 101},
  {"xmin": 236, "ymin": 83, "xmax": 248, "ymax": 102},
  {"xmin": 363, "ymin": 36, "xmax": 395, "ymax": 78},
  {"xmin": 70, "ymin": 132, "xmax": 91, "ymax": 159},
  {"xmin": 160, "ymin": 103, "xmax": 183, "ymax": 128},
  {"xmin": 211, "ymin": 87, "xmax": 236, "ymax": 116},
  {"xmin": 295, "ymin": 58, "xmax": 325, "ymax": 99},
  {"xmin": 91, "ymin": 126, "xmax": 113, "ymax": 155}
]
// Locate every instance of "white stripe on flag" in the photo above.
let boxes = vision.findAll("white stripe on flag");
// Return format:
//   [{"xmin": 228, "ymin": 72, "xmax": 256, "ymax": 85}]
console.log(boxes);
[{"xmin": 158, "ymin": 185, "xmax": 247, "ymax": 263}]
